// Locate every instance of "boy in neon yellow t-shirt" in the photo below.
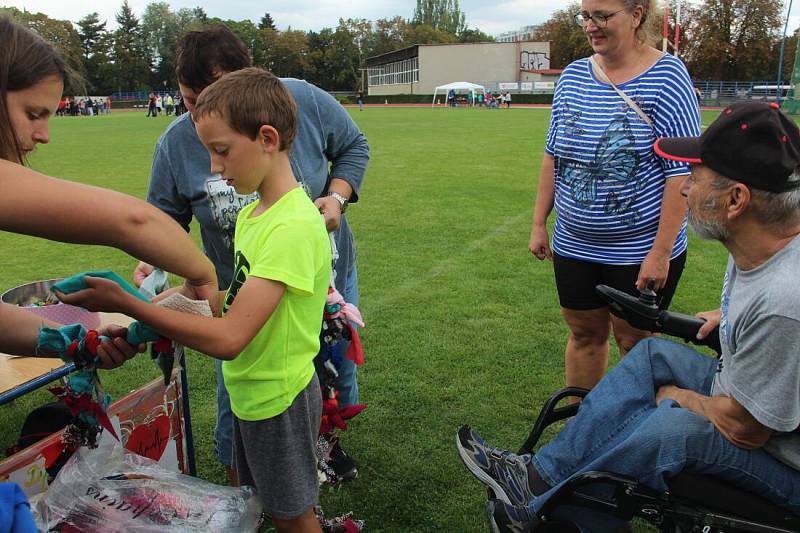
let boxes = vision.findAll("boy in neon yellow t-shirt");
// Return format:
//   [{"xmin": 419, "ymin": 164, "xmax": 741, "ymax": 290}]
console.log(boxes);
[{"xmin": 61, "ymin": 68, "xmax": 330, "ymax": 532}]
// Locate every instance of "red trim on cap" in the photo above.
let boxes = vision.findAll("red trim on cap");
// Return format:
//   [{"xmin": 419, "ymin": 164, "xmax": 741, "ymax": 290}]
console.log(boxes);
[
  {"xmin": 654, "ymin": 138, "xmax": 703, "ymax": 163},
  {"xmin": 770, "ymin": 102, "xmax": 780, "ymax": 109}
]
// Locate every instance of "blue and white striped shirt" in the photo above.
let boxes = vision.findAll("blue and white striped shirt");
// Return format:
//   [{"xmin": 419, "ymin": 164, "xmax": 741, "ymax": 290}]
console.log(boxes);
[{"xmin": 545, "ymin": 54, "xmax": 700, "ymax": 265}]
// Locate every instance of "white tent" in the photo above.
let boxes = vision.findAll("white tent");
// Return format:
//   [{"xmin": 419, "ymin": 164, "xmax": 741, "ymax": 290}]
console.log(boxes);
[{"xmin": 432, "ymin": 81, "xmax": 487, "ymax": 107}]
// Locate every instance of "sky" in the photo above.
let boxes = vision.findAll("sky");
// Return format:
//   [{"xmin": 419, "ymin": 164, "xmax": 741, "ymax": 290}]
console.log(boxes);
[
  {"xmin": 5, "ymin": 1, "xmax": 799, "ymax": 38},
  {"xmin": 6, "ymin": 0, "xmax": 581, "ymax": 35}
]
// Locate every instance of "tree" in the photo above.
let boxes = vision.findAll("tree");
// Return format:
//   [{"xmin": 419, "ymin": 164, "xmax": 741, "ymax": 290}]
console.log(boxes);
[
  {"xmin": 217, "ymin": 19, "xmax": 263, "ymax": 66},
  {"xmin": 778, "ymin": 28, "xmax": 799, "ymax": 82},
  {"xmin": 407, "ymin": 24, "xmax": 458, "ymax": 45},
  {"xmin": 458, "ymin": 27, "xmax": 494, "ymax": 43},
  {"xmin": 77, "ymin": 12, "xmax": 109, "ymax": 93},
  {"xmin": 259, "ymin": 13, "xmax": 276, "ymax": 31},
  {"xmin": 268, "ymin": 30, "xmax": 310, "ymax": 78},
  {"xmin": 681, "ymin": 0, "xmax": 784, "ymax": 80},
  {"xmin": 109, "ymin": 0, "xmax": 151, "ymax": 92},
  {"xmin": 531, "ymin": 2, "xmax": 591, "ymax": 69},
  {"xmin": 1, "ymin": 7, "xmax": 86, "ymax": 92},
  {"xmin": 369, "ymin": 16, "xmax": 412, "ymax": 57},
  {"xmin": 192, "ymin": 7, "xmax": 209, "ymax": 25},
  {"xmin": 77, "ymin": 13, "xmax": 106, "ymax": 59},
  {"xmin": 140, "ymin": 5, "xmax": 204, "ymax": 90},
  {"xmin": 412, "ymin": 0, "xmax": 466, "ymax": 35},
  {"xmin": 306, "ymin": 23, "xmax": 362, "ymax": 90},
  {"xmin": 92, "ymin": 32, "xmax": 116, "ymax": 94}
]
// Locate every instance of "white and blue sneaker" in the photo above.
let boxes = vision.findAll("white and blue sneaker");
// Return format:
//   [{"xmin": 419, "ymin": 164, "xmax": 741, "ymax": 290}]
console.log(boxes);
[
  {"xmin": 456, "ymin": 425, "xmax": 538, "ymax": 507},
  {"xmin": 486, "ymin": 498, "xmax": 538, "ymax": 533}
]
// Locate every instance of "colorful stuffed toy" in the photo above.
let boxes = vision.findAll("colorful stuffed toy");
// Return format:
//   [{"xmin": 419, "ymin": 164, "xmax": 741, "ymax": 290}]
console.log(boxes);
[
  {"xmin": 36, "ymin": 271, "xmax": 204, "ymax": 450},
  {"xmin": 37, "ymin": 323, "xmax": 116, "ymax": 449}
]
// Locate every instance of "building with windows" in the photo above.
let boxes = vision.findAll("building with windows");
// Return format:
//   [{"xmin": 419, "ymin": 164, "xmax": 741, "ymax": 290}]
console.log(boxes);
[
  {"xmin": 365, "ymin": 42, "xmax": 558, "ymax": 96},
  {"xmin": 496, "ymin": 25, "xmax": 539, "ymax": 43}
]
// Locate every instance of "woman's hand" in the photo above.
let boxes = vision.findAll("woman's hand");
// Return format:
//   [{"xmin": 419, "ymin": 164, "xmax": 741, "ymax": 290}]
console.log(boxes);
[
  {"xmin": 314, "ymin": 196, "xmax": 342, "ymax": 232},
  {"xmin": 636, "ymin": 249, "xmax": 670, "ymax": 290},
  {"xmin": 95, "ymin": 324, "xmax": 146, "ymax": 369},
  {"xmin": 529, "ymin": 225, "xmax": 553, "ymax": 261},
  {"xmin": 56, "ymin": 276, "xmax": 132, "ymax": 314},
  {"xmin": 181, "ymin": 279, "xmax": 221, "ymax": 316},
  {"xmin": 132, "ymin": 261, "xmax": 154, "ymax": 288}
]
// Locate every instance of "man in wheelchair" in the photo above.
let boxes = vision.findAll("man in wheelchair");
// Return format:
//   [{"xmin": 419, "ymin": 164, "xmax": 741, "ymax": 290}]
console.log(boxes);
[{"xmin": 457, "ymin": 101, "xmax": 800, "ymax": 532}]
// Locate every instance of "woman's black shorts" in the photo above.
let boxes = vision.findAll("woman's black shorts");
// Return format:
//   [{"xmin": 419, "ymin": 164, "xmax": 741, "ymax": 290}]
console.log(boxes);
[{"xmin": 553, "ymin": 250, "xmax": 687, "ymax": 311}]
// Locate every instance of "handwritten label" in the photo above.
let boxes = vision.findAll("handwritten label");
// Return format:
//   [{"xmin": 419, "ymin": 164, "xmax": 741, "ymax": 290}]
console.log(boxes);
[{"xmin": 7, "ymin": 456, "xmax": 48, "ymax": 496}]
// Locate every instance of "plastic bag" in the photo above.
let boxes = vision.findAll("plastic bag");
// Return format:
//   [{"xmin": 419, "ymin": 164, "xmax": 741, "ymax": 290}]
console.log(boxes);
[{"xmin": 31, "ymin": 444, "xmax": 262, "ymax": 532}]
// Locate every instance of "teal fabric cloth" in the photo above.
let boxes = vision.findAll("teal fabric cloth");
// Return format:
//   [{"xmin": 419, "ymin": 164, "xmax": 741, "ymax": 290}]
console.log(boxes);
[
  {"xmin": 35, "ymin": 323, "xmax": 111, "ymax": 425},
  {"xmin": 126, "ymin": 322, "xmax": 160, "ymax": 343},
  {"xmin": 37, "ymin": 323, "xmax": 86, "ymax": 362},
  {"xmin": 51, "ymin": 271, "xmax": 161, "ymax": 343},
  {"xmin": 52, "ymin": 271, "xmax": 149, "ymax": 303}
]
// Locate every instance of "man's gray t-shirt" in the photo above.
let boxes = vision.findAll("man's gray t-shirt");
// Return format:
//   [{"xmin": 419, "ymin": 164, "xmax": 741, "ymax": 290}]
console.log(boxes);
[{"xmin": 712, "ymin": 234, "xmax": 800, "ymax": 469}]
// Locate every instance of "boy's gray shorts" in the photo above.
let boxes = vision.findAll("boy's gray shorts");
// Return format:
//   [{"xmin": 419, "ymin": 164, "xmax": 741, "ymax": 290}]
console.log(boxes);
[{"xmin": 233, "ymin": 373, "xmax": 322, "ymax": 519}]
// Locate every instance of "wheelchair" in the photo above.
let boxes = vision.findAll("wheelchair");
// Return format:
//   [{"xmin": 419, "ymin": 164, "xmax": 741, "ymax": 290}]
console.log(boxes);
[{"xmin": 513, "ymin": 284, "xmax": 800, "ymax": 533}]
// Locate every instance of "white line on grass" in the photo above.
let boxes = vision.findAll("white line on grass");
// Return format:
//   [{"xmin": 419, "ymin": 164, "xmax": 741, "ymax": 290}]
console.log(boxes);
[{"xmin": 366, "ymin": 211, "xmax": 529, "ymax": 318}]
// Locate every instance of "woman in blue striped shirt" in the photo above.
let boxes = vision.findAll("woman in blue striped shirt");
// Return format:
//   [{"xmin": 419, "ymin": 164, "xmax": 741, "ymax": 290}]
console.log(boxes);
[{"xmin": 528, "ymin": 0, "xmax": 700, "ymax": 392}]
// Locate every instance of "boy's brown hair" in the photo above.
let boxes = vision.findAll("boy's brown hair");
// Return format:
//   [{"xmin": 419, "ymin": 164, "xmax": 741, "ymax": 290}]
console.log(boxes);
[{"xmin": 195, "ymin": 67, "xmax": 297, "ymax": 151}]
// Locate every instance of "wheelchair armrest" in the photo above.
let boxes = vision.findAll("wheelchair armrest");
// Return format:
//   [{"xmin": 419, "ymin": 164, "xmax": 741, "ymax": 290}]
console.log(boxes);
[{"xmin": 518, "ymin": 387, "xmax": 589, "ymax": 455}]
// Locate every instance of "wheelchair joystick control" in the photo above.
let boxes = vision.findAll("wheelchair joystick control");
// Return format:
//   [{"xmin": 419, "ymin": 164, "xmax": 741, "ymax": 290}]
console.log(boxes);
[
  {"xmin": 638, "ymin": 279, "xmax": 658, "ymax": 308},
  {"xmin": 594, "ymin": 283, "xmax": 722, "ymax": 355}
]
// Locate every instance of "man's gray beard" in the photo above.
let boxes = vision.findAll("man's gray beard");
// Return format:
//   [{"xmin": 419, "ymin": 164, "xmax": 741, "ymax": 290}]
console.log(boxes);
[{"xmin": 688, "ymin": 207, "xmax": 730, "ymax": 242}]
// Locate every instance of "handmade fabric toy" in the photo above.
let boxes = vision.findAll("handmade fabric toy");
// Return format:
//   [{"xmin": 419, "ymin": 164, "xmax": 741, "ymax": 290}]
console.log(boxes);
[
  {"xmin": 36, "ymin": 323, "xmax": 117, "ymax": 449},
  {"xmin": 321, "ymin": 288, "xmax": 365, "ymax": 366},
  {"xmin": 315, "ymin": 506, "xmax": 364, "ymax": 533},
  {"xmin": 315, "ymin": 233, "xmax": 369, "ymax": 488},
  {"xmin": 319, "ymin": 390, "xmax": 366, "ymax": 436},
  {"xmin": 37, "ymin": 271, "xmax": 210, "ymax": 449}
]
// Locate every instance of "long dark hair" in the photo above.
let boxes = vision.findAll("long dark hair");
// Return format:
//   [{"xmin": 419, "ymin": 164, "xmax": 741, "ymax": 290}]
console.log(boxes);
[{"xmin": 0, "ymin": 16, "xmax": 70, "ymax": 164}]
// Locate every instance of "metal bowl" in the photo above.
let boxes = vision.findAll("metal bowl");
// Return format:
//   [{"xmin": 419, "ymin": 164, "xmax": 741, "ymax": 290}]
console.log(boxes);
[{"xmin": 2, "ymin": 278, "xmax": 100, "ymax": 329}]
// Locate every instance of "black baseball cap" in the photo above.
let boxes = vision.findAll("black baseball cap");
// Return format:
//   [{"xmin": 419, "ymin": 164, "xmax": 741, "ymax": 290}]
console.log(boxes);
[{"xmin": 654, "ymin": 101, "xmax": 800, "ymax": 193}]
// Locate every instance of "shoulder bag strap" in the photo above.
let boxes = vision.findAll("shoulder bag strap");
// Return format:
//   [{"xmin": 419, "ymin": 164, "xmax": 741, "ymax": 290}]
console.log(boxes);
[{"xmin": 589, "ymin": 56, "xmax": 654, "ymax": 130}]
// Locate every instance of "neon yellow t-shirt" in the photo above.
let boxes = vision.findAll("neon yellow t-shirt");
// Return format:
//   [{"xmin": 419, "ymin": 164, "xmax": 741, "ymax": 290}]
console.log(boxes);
[{"xmin": 222, "ymin": 187, "xmax": 331, "ymax": 421}]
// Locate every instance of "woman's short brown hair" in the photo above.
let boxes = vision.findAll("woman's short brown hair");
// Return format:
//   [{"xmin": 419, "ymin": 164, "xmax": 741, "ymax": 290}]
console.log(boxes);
[
  {"xmin": 194, "ymin": 67, "xmax": 297, "ymax": 151},
  {"xmin": 176, "ymin": 24, "xmax": 251, "ymax": 93},
  {"xmin": 0, "ymin": 16, "xmax": 70, "ymax": 163}
]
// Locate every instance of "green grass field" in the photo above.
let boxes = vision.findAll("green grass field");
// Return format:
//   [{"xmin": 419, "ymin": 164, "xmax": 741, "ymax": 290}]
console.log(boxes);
[{"xmin": 0, "ymin": 108, "xmax": 731, "ymax": 531}]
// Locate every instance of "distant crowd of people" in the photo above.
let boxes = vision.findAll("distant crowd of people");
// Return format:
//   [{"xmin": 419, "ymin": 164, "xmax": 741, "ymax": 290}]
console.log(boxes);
[
  {"xmin": 56, "ymin": 96, "xmax": 111, "ymax": 117},
  {"xmin": 447, "ymin": 89, "xmax": 513, "ymax": 108},
  {"xmin": 146, "ymin": 92, "xmax": 185, "ymax": 117}
]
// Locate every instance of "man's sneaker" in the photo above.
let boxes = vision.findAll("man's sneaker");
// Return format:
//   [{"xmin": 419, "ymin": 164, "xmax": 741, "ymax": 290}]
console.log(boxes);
[
  {"xmin": 456, "ymin": 425, "xmax": 536, "ymax": 507},
  {"xmin": 486, "ymin": 499, "xmax": 538, "ymax": 533}
]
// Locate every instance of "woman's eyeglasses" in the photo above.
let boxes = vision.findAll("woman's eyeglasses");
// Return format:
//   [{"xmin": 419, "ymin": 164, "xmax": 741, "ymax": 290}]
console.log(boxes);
[{"xmin": 574, "ymin": 8, "xmax": 626, "ymax": 28}]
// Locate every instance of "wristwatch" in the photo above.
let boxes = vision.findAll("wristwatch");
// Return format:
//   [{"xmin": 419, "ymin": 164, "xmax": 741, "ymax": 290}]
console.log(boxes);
[{"xmin": 327, "ymin": 191, "xmax": 348, "ymax": 213}]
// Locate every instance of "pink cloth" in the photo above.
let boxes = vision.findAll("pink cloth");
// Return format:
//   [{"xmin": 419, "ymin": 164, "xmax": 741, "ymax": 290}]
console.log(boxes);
[{"xmin": 327, "ymin": 288, "xmax": 365, "ymax": 327}]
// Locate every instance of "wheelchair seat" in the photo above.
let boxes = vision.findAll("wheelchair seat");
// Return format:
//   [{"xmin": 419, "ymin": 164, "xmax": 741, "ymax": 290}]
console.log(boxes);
[{"xmin": 522, "ymin": 387, "xmax": 800, "ymax": 533}]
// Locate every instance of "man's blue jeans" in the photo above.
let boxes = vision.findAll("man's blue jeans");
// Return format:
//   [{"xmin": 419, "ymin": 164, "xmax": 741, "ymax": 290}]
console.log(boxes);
[
  {"xmin": 214, "ymin": 267, "xmax": 360, "ymax": 466},
  {"xmin": 531, "ymin": 337, "xmax": 800, "ymax": 531}
]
